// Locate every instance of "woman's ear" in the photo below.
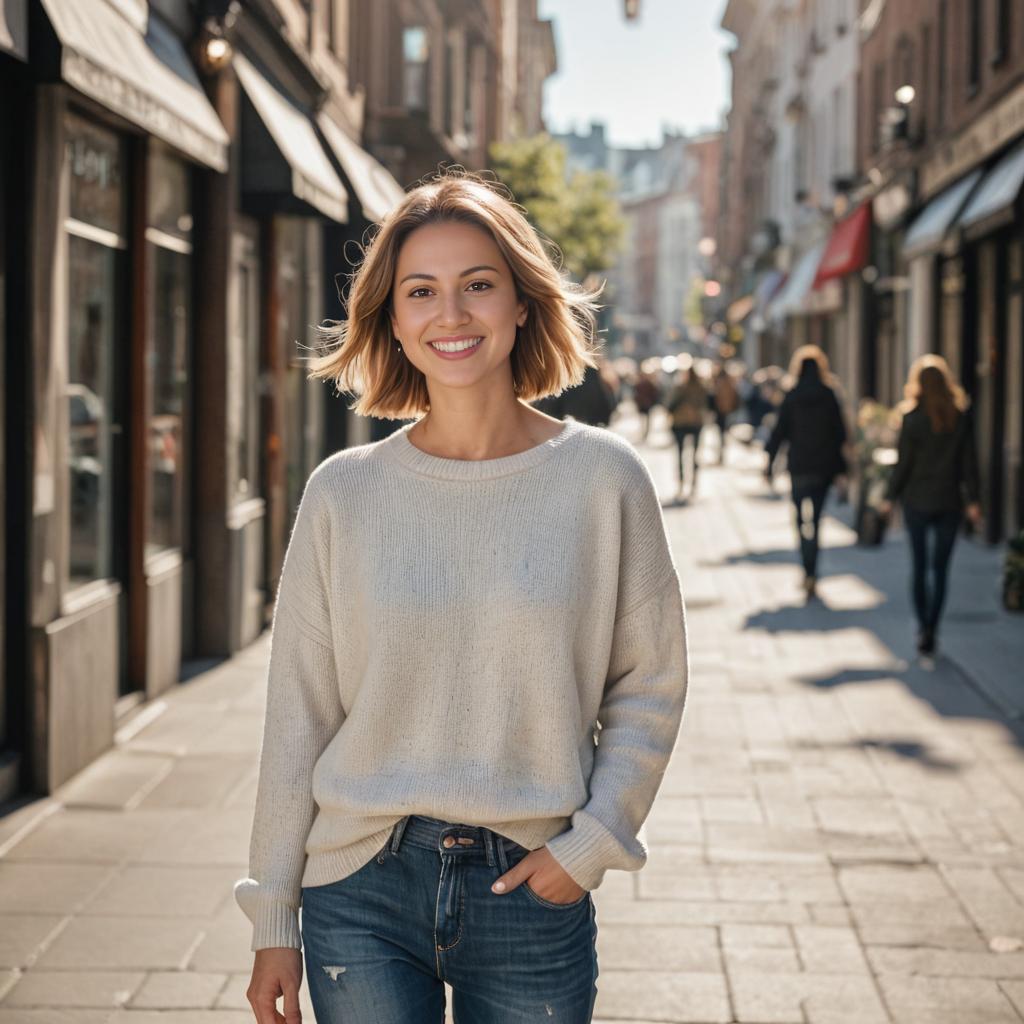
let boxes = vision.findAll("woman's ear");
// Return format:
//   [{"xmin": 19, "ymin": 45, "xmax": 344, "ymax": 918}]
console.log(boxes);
[{"xmin": 516, "ymin": 298, "xmax": 528, "ymax": 329}]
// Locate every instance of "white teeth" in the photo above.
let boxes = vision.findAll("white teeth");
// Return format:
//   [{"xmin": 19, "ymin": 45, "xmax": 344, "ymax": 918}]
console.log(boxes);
[{"xmin": 431, "ymin": 337, "xmax": 482, "ymax": 353}]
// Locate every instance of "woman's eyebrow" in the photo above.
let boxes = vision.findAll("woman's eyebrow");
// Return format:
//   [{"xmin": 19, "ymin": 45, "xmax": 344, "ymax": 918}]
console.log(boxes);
[{"xmin": 398, "ymin": 264, "xmax": 499, "ymax": 285}]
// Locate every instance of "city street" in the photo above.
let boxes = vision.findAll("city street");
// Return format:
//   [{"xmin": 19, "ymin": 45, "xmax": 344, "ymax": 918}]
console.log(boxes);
[{"xmin": 0, "ymin": 409, "xmax": 1023, "ymax": 1024}]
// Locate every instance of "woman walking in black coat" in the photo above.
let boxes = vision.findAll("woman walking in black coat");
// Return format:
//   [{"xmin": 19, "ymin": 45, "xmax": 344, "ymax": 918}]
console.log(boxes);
[
  {"xmin": 879, "ymin": 355, "xmax": 982, "ymax": 657},
  {"xmin": 765, "ymin": 345, "xmax": 849, "ymax": 600}
]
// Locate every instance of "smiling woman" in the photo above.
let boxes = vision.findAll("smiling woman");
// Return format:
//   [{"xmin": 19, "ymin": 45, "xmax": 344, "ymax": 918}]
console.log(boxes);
[{"xmin": 237, "ymin": 167, "xmax": 689, "ymax": 1024}]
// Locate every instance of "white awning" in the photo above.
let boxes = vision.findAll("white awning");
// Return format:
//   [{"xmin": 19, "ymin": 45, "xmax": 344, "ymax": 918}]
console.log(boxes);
[
  {"xmin": 317, "ymin": 115, "xmax": 406, "ymax": 223},
  {"xmin": 37, "ymin": 0, "xmax": 228, "ymax": 170},
  {"xmin": 766, "ymin": 241, "xmax": 826, "ymax": 321},
  {"xmin": 957, "ymin": 140, "xmax": 1024, "ymax": 240},
  {"xmin": 1, "ymin": 0, "xmax": 26, "ymax": 60},
  {"xmin": 234, "ymin": 53, "xmax": 348, "ymax": 223},
  {"xmin": 903, "ymin": 170, "xmax": 982, "ymax": 259}
]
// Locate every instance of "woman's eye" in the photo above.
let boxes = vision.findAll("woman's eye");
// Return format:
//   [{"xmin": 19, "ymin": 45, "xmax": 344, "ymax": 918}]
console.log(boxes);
[
  {"xmin": 409, "ymin": 287, "xmax": 431, "ymax": 298},
  {"xmin": 467, "ymin": 280, "xmax": 492, "ymax": 291}
]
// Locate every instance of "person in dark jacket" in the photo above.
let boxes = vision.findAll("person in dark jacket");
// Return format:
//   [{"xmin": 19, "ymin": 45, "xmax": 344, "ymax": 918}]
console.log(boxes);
[
  {"xmin": 880, "ymin": 355, "xmax": 982, "ymax": 657},
  {"xmin": 765, "ymin": 345, "xmax": 849, "ymax": 599},
  {"xmin": 532, "ymin": 362, "xmax": 617, "ymax": 427}
]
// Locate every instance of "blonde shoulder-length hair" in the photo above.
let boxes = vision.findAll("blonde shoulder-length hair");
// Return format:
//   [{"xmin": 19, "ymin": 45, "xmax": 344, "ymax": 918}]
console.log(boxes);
[
  {"xmin": 307, "ymin": 169, "xmax": 603, "ymax": 420},
  {"xmin": 783, "ymin": 343, "xmax": 837, "ymax": 390}
]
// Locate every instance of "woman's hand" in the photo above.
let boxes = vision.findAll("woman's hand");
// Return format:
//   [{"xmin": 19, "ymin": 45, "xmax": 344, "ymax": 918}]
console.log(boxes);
[
  {"xmin": 491, "ymin": 847, "xmax": 587, "ymax": 905},
  {"xmin": 878, "ymin": 499, "xmax": 893, "ymax": 519},
  {"xmin": 247, "ymin": 947, "xmax": 304, "ymax": 1024}
]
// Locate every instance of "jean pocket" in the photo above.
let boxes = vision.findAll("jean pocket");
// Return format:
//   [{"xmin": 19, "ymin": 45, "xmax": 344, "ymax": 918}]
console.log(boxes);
[{"xmin": 520, "ymin": 880, "xmax": 590, "ymax": 911}]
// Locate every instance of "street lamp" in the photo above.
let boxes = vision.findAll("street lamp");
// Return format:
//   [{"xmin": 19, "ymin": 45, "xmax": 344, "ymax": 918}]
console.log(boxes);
[{"xmin": 894, "ymin": 84, "xmax": 915, "ymax": 105}]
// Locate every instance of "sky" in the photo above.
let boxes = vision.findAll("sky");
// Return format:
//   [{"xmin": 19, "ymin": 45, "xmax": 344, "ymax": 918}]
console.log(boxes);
[{"xmin": 536, "ymin": 0, "xmax": 732, "ymax": 149}]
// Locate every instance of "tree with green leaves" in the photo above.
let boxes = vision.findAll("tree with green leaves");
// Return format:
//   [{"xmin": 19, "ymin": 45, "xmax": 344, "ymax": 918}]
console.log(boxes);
[{"xmin": 487, "ymin": 134, "xmax": 624, "ymax": 283}]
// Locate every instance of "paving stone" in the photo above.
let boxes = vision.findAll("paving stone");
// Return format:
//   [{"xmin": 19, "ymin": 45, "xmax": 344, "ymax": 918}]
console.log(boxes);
[
  {"xmin": 109, "ymin": 1013, "xmax": 251, "ymax": 1023},
  {"xmin": 596, "ymin": 926, "xmax": 721, "ymax": 972},
  {"xmin": 593, "ymin": 970, "xmax": 731, "ymax": 1023},
  {"xmin": 878, "ymin": 975, "xmax": 1020, "ymax": 1023},
  {"xmin": 33, "ymin": 917, "xmax": 206, "ymax": 971},
  {"xmin": 3, "ymin": 810, "xmax": 189, "ymax": 864},
  {"xmin": 1, "ymin": 970, "xmax": 142, "ymax": 1008},
  {"xmin": 720, "ymin": 924, "xmax": 793, "ymax": 949},
  {"xmin": 865, "ymin": 946, "xmax": 1024, "ymax": 978},
  {"xmin": 794, "ymin": 926, "xmax": 869, "ymax": 973},
  {"xmin": 0, "ymin": 914, "xmax": 65, "ymax": 968},
  {"xmin": 57, "ymin": 752, "xmax": 176, "ymax": 811},
  {"xmin": 729, "ymin": 972, "xmax": 888, "ymax": 1024},
  {"xmin": 0, "ymin": 1012, "xmax": 115, "ymax": 1023},
  {"xmin": 129, "ymin": 971, "xmax": 229, "ymax": 1008},
  {"xmin": 81, "ymin": 866, "xmax": 241, "ymax": 918},
  {"xmin": 0, "ymin": 862, "xmax": 113, "ymax": 913}
]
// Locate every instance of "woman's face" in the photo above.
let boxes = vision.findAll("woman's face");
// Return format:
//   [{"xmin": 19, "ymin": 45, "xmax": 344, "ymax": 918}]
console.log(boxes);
[{"xmin": 389, "ymin": 220, "xmax": 527, "ymax": 400}]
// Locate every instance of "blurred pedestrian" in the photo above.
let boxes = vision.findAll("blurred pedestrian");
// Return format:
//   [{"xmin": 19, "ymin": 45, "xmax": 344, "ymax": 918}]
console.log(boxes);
[
  {"xmin": 234, "ymin": 171, "xmax": 689, "ymax": 1023},
  {"xmin": 632, "ymin": 370, "xmax": 661, "ymax": 442},
  {"xmin": 765, "ymin": 345, "xmax": 849, "ymax": 600},
  {"xmin": 664, "ymin": 357, "xmax": 708, "ymax": 500},
  {"xmin": 711, "ymin": 364, "xmax": 739, "ymax": 464},
  {"xmin": 538, "ymin": 362, "xmax": 618, "ymax": 426},
  {"xmin": 879, "ymin": 355, "xmax": 982, "ymax": 657}
]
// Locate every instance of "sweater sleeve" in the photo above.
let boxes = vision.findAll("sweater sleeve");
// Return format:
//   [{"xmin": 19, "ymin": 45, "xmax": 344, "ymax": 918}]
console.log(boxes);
[
  {"xmin": 233, "ymin": 472, "xmax": 345, "ymax": 952},
  {"xmin": 545, "ymin": 457, "xmax": 689, "ymax": 891}
]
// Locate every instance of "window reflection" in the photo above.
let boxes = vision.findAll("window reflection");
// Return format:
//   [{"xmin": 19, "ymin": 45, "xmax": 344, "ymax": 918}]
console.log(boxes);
[{"xmin": 68, "ymin": 236, "xmax": 116, "ymax": 585}]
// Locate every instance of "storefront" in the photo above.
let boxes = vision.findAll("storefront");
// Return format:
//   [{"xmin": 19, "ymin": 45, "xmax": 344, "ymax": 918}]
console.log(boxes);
[
  {"xmin": 0, "ymin": 0, "xmax": 28, "ymax": 802},
  {"xmin": 15, "ymin": 0, "xmax": 227, "ymax": 791},
  {"xmin": 230, "ymin": 51, "xmax": 349, "ymax": 612}
]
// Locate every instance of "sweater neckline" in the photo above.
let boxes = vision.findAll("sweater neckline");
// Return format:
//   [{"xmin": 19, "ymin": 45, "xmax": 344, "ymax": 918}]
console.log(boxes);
[{"xmin": 382, "ymin": 416, "xmax": 584, "ymax": 480}]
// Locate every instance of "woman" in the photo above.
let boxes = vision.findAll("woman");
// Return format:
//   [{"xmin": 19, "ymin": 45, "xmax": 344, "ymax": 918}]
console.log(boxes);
[
  {"xmin": 234, "ymin": 171, "xmax": 689, "ymax": 1023},
  {"xmin": 664, "ymin": 358, "xmax": 708, "ymax": 500},
  {"xmin": 880, "ymin": 355, "xmax": 982, "ymax": 657},
  {"xmin": 765, "ymin": 345, "xmax": 848, "ymax": 599}
]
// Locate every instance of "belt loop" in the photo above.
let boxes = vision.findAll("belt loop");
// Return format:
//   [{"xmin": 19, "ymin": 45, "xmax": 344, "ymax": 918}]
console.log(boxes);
[
  {"xmin": 495, "ymin": 834, "xmax": 510, "ymax": 874},
  {"xmin": 389, "ymin": 815, "xmax": 411, "ymax": 854},
  {"xmin": 482, "ymin": 828, "xmax": 495, "ymax": 867}
]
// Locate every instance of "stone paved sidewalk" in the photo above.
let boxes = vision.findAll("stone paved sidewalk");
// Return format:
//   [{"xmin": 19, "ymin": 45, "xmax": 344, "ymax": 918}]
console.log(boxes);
[{"xmin": 0, "ymin": 409, "xmax": 1023, "ymax": 1023}]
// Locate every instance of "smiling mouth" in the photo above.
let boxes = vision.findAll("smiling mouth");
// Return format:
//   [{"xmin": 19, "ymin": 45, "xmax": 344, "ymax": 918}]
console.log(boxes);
[{"xmin": 429, "ymin": 337, "xmax": 484, "ymax": 353}]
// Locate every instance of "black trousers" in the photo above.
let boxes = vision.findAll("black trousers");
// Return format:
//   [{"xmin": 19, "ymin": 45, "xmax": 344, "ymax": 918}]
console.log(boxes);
[
  {"xmin": 790, "ymin": 474, "xmax": 831, "ymax": 578},
  {"xmin": 903, "ymin": 505, "xmax": 961, "ymax": 632}
]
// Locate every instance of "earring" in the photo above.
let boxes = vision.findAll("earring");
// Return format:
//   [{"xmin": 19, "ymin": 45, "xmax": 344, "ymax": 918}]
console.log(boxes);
[{"xmin": 394, "ymin": 339, "xmax": 403, "ymax": 353}]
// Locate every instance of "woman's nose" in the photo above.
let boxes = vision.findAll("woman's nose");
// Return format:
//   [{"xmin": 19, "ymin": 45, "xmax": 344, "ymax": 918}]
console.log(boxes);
[{"xmin": 437, "ymin": 291, "xmax": 470, "ymax": 326}]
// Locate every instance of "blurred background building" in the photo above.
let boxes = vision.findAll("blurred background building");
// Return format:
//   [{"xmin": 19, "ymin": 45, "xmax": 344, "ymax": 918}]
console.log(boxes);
[{"xmin": 718, "ymin": 0, "xmax": 1024, "ymax": 549}]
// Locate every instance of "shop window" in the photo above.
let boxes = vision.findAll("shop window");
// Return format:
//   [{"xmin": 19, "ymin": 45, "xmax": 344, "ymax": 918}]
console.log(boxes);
[
  {"xmin": 967, "ymin": 0, "xmax": 983, "ymax": 93},
  {"xmin": 228, "ymin": 224, "xmax": 260, "ymax": 503},
  {"xmin": 145, "ymin": 144, "xmax": 192, "ymax": 559},
  {"xmin": 993, "ymin": 0, "xmax": 1010, "ymax": 64},
  {"xmin": 403, "ymin": 26, "xmax": 429, "ymax": 111},
  {"xmin": 65, "ymin": 112, "xmax": 126, "ymax": 589}
]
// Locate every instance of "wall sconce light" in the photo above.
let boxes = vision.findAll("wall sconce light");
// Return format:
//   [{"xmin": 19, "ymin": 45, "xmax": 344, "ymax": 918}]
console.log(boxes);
[
  {"xmin": 894, "ymin": 84, "xmax": 916, "ymax": 105},
  {"xmin": 196, "ymin": 9, "xmax": 238, "ymax": 74}
]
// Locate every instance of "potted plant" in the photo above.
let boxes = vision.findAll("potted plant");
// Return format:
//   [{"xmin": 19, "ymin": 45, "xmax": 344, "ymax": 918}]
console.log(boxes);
[
  {"xmin": 1004, "ymin": 530, "xmax": 1024, "ymax": 612},
  {"xmin": 853, "ymin": 399, "xmax": 900, "ymax": 546}
]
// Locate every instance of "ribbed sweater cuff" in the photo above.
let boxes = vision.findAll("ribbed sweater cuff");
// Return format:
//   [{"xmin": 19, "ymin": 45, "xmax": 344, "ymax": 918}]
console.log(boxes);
[
  {"xmin": 235, "ymin": 879, "xmax": 302, "ymax": 952},
  {"xmin": 544, "ymin": 811, "xmax": 618, "ymax": 892}
]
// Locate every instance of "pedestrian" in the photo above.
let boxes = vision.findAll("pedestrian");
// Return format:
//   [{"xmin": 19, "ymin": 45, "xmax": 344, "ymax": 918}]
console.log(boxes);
[
  {"xmin": 664, "ymin": 357, "xmax": 708, "ymax": 500},
  {"xmin": 879, "ymin": 354, "xmax": 982, "ymax": 657},
  {"xmin": 765, "ymin": 345, "xmax": 849, "ymax": 600},
  {"xmin": 234, "ymin": 170, "xmax": 689, "ymax": 1024},
  {"xmin": 711, "ymin": 364, "xmax": 739, "ymax": 464},
  {"xmin": 632, "ymin": 370, "xmax": 661, "ymax": 442}
]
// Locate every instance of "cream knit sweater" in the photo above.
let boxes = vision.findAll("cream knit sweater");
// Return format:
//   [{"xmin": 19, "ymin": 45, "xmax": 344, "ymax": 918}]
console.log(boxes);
[{"xmin": 234, "ymin": 416, "xmax": 689, "ymax": 951}]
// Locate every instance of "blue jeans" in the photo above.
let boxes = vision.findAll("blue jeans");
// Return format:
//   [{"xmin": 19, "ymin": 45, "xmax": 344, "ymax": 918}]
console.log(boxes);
[
  {"xmin": 903, "ymin": 505, "xmax": 961, "ymax": 632},
  {"xmin": 300, "ymin": 814, "xmax": 599, "ymax": 1022}
]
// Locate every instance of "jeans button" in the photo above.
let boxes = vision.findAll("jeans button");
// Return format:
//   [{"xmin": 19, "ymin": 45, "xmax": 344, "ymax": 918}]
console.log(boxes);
[{"xmin": 442, "ymin": 836, "xmax": 456, "ymax": 848}]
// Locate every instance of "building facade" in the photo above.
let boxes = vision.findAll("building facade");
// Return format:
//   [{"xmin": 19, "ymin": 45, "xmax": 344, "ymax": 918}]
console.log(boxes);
[{"xmin": 1, "ymin": 0, "xmax": 549, "ymax": 801}]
